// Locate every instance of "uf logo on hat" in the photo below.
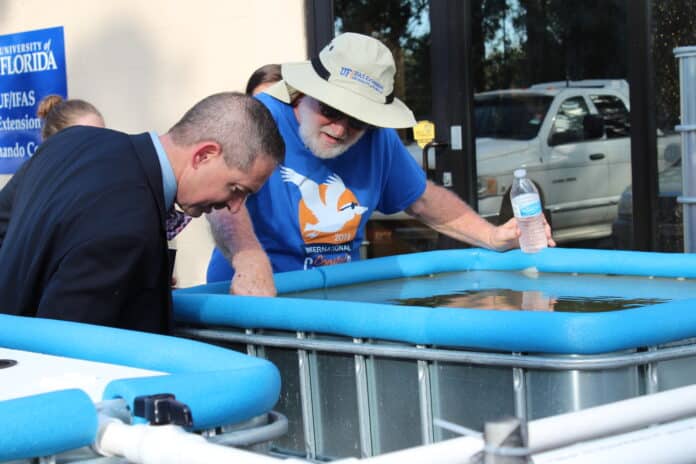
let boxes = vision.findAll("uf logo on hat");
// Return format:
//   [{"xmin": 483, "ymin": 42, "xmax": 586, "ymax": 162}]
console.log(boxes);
[{"xmin": 339, "ymin": 66, "xmax": 384, "ymax": 94}]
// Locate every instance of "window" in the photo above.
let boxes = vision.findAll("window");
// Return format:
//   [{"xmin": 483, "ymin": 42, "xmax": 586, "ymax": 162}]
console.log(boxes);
[
  {"xmin": 590, "ymin": 94, "xmax": 630, "ymax": 138},
  {"xmin": 475, "ymin": 94, "xmax": 553, "ymax": 140},
  {"xmin": 548, "ymin": 97, "xmax": 590, "ymax": 145}
]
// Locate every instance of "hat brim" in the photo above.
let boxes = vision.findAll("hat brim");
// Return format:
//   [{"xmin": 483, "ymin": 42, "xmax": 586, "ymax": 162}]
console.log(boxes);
[
  {"xmin": 262, "ymin": 80, "xmax": 296, "ymax": 103},
  {"xmin": 276, "ymin": 61, "xmax": 416, "ymax": 129}
]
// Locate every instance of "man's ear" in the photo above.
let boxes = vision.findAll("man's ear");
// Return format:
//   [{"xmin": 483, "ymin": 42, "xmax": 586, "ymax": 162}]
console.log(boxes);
[{"xmin": 192, "ymin": 142, "xmax": 222, "ymax": 168}]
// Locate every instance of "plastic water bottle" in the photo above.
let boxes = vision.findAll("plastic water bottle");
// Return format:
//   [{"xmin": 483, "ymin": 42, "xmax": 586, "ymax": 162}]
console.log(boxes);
[{"xmin": 511, "ymin": 168, "xmax": 547, "ymax": 253}]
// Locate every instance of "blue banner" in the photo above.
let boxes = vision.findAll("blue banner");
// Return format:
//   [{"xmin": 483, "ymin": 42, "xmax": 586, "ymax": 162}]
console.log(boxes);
[{"xmin": 0, "ymin": 26, "xmax": 67, "ymax": 174}]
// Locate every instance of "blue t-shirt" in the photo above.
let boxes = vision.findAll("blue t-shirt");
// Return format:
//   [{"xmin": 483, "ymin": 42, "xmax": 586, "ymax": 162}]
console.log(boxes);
[{"xmin": 206, "ymin": 93, "xmax": 426, "ymax": 281}]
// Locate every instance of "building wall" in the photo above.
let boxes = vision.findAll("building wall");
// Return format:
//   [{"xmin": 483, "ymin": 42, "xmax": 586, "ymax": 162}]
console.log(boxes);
[{"xmin": 0, "ymin": 0, "xmax": 307, "ymax": 287}]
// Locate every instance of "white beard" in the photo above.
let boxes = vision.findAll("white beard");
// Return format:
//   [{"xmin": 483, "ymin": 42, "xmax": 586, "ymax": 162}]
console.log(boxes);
[{"xmin": 297, "ymin": 103, "xmax": 362, "ymax": 159}]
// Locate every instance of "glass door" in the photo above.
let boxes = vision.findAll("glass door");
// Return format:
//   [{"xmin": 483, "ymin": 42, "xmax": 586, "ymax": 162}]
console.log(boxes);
[{"xmin": 333, "ymin": 0, "xmax": 685, "ymax": 255}]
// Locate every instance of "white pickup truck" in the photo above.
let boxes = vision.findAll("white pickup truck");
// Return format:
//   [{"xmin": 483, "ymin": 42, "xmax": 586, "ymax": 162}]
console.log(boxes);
[
  {"xmin": 368, "ymin": 79, "xmax": 679, "ymax": 254},
  {"xmin": 473, "ymin": 79, "xmax": 679, "ymax": 242}
]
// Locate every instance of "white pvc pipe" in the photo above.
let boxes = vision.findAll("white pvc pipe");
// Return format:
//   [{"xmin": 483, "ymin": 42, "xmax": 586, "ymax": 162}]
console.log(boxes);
[
  {"xmin": 91, "ymin": 384, "xmax": 696, "ymax": 464},
  {"xmin": 95, "ymin": 419, "xmax": 307, "ymax": 464},
  {"xmin": 533, "ymin": 416, "xmax": 696, "ymax": 464},
  {"xmin": 331, "ymin": 436, "xmax": 484, "ymax": 464},
  {"xmin": 528, "ymin": 382, "xmax": 696, "ymax": 452},
  {"xmin": 334, "ymin": 383, "xmax": 696, "ymax": 464}
]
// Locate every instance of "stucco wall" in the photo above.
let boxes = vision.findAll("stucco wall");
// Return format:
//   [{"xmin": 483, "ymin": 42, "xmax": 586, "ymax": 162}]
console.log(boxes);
[{"xmin": 0, "ymin": 0, "xmax": 307, "ymax": 287}]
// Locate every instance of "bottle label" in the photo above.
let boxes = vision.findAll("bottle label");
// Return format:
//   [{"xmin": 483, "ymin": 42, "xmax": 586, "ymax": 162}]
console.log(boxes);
[{"xmin": 512, "ymin": 193, "xmax": 542, "ymax": 218}]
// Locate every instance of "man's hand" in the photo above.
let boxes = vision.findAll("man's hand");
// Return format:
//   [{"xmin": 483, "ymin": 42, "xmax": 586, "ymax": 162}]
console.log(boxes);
[
  {"xmin": 229, "ymin": 249, "xmax": 276, "ymax": 296},
  {"xmin": 490, "ymin": 217, "xmax": 556, "ymax": 251}
]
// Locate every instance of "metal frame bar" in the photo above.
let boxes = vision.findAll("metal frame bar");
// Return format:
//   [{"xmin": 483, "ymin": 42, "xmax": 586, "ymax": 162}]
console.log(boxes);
[
  {"xmin": 353, "ymin": 338, "xmax": 373, "ymax": 457},
  {"xmin": 177, "ymin": 328, "xmax": 696, "ymax": 372},
  {"xmin": 675, "ymin": 49, "xmax": 696, "ymax": 253},
  {"xmin": 416, "ymin": 346, "xmax": 434, "ymax": 445},
  {"xmin": 295, "ymin": 332, "xmax": 317, "ymax": 460},
  {"xmin": 177, "ymin": 327, "xmax": 696, "ymax": 460},
  {"xmin": 245, "ymin": 328, "xmax": 258, "ymax": 357},
  {"xmin": 512, "ymin": 353, "xmax": 528, "ymax": 421},
  {"xmin": 645, "ymin": 346, "xmax": 659, "ymax": 395}
]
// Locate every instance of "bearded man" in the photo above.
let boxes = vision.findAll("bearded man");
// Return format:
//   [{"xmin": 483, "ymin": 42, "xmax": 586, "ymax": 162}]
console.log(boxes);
[{"xmin": 206, "ymin": 33, "xmax": 554, "ymax": 295}]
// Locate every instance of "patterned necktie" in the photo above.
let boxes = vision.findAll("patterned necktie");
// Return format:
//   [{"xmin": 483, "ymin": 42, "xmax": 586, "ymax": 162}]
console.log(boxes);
[{"xmin": 165, "ymin": 208, "xmax": 192, "ymax": 240}]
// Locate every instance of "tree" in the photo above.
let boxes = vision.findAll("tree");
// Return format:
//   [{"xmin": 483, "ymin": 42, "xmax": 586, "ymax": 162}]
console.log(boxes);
[{"xmin": 334, "ymin": 0, "xmax": 430, "ymax": 120}]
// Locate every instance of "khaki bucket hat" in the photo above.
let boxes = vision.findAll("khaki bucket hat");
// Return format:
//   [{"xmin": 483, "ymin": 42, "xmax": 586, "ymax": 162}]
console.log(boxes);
[{"xmin": 265, "ymin": 32, "xmax": 416, "ymax": 129}]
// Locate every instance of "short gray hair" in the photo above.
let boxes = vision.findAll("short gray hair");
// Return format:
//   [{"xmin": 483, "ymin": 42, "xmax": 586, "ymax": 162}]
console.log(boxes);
[{"xmin": 168, "ymin": 91, "xmax": 284, "ymax": 171}]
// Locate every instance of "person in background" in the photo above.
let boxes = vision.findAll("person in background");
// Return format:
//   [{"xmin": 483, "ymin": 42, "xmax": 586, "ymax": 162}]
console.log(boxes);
[
  {"xmin": 0, "ymin": 95, "xmax": 105, "ymax": 248},
  {"xmin": 245, "ymin": 63, "xmax": 282, "ymax": 96},
  {"xmin": 0, "ymin": 92, "xmax": 284, "ymax": 333},
  {"xmin": 206, "ymin": 33, "xmax": 555, "ymax": 296},
  {"xmin": 37, "ymin": 95, "xmax": 105, "ymax": 139}
]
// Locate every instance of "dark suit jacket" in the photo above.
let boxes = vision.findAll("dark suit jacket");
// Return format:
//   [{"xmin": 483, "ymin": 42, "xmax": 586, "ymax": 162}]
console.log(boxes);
[
  {"xmin": 0, "ymin": 152, "xmax": 33, "ymax": 248},
  {"xmin": 0, "ymin": 127, "xmax": 172, "ymax": 333}
]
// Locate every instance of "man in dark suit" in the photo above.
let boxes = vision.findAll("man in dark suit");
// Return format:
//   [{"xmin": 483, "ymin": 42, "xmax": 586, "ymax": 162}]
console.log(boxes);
[{"xmin": 0, "ymin": 92, "xmax": 284, "ymax": 333}]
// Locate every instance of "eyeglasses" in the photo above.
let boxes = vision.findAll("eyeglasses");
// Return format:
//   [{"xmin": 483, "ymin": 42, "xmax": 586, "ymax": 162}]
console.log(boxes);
[{"xmin": 316, "ymin": 100, "xmax": 371, "ymax": 131}]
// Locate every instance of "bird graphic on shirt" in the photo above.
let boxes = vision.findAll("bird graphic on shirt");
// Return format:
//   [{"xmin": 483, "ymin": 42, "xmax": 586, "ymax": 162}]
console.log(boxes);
[{"xmin": 281, "ymin": 166, "xmax": 367, "ymax": 239}]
